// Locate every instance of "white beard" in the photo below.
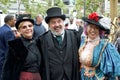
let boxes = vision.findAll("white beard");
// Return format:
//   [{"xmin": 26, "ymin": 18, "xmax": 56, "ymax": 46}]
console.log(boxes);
[{"xmin": 49, "ymin": 27, "xmax": 65, "ymax": 36}]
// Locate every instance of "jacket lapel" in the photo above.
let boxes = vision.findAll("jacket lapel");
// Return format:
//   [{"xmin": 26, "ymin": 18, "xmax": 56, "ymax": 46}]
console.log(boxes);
[
  {"xmin": 64, "ymin": 30, "xmax": 72, "ymax": 61},
  {"xmin": 46, "ymin": 31, "xmax": 62, "ymax": 61}
]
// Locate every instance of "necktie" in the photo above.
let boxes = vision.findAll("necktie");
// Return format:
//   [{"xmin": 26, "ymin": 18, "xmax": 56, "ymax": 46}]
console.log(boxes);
[{"xmin": 56, "ymin": 35, "xmax": 62, "ymax": 46}]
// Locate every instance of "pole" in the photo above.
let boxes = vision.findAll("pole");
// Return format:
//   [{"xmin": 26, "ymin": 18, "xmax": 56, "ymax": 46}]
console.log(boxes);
[
  {"xmin": 109, "ymin": 0, "xmax": 118, "ymax": 42},
  {"xmin": 18, "ymin": 0, "xmax": 20, "ymax": 14},
  {"xmin": 84, "ymin": 0, "xmax": 86, "ymax": 17},
  {"xmin": 110, "ymin": 0, "xmax": 118, "ymax": 21},
  {"xmin": 83, "ymin": 0, "xmax": 86, "ymax": 27},
  {"xmin": 51, "ymin": 0, "xmax": 54, "ymax": 6}
]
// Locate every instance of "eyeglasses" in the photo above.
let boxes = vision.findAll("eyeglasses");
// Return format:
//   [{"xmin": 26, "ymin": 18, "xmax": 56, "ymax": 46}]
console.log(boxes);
[{"xmin": 20, "ymin": 24, "xmax": 33, "ymax": 29}]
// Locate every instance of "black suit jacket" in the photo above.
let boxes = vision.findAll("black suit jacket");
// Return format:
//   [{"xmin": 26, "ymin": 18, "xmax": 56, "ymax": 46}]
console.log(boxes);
[{"xmin": 37, "ymin": 29, "xmax": 80, "ymax": 80}]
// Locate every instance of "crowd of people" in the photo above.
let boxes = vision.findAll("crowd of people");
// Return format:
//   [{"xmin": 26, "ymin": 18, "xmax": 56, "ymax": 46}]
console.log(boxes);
[{"xmin": 0, "ymin": 6, "xmax": 120, "ymax": 80}]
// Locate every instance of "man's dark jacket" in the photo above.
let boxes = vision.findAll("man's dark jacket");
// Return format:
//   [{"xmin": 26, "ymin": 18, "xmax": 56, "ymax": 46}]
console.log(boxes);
[
  {"xmin": 0, "ymin": 24, "xmax": 15, "ymax": 77},
  {"xmin": 36, "ymin": 29, "xmax": 80, "ymax": 80}
]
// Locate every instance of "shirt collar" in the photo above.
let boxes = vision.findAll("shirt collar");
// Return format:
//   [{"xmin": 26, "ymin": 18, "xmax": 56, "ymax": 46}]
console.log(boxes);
[{"xmin": 52, "ymin": 31, "xmax": 65, "ymax": 41}]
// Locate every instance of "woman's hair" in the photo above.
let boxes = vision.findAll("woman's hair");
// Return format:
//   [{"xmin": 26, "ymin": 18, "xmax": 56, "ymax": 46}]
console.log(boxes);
[
  {"xmin": 84, "ymin": 22, "xmax": 105, "ymax": 37},
  {"xmin": 18, "ymin": 22, "xmax": 24, "ymax": 29},
  {"xmin": 18, "ymin": 21, "xmax": 33, "ymax": 30}
]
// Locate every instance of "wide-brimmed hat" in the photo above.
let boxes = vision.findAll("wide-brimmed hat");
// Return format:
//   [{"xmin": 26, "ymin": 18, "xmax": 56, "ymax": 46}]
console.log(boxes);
[
  {"xmin": 45, "ymin": 7, "xmax": 66, "ymax": 23},
  {"xmin": 82, "ymin": 12, "xmax": 111, "ymax": 31},
  {"xmin": 15, "ymin": 16, "xmax": 34, "ymax": 29}
]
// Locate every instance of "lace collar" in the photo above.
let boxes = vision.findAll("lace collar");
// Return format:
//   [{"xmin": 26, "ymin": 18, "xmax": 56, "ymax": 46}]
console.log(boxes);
[{"xmin": 87, "ymin": 36, "xmax": 100, "ymax": 42}]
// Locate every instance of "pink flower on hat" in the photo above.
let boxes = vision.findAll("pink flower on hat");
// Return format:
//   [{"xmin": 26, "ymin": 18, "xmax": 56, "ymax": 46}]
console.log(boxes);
[{"xmin": 88, "ymin": 12, "xmax": 99, "ymax": 22}]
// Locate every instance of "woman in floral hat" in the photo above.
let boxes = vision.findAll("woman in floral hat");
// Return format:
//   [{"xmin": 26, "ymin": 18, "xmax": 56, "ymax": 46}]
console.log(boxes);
[{"xmin": 79, "ymin": 12, "xmax": 120, "ymax": 80}]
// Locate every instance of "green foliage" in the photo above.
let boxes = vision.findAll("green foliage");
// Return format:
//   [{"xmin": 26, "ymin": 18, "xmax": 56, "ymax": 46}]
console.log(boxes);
[
  {"xmin": 17, "ymin": 0, "xmax": 66, "ymax": 18},
  {"xmin": 0, "ymin": 0, "xmax": 9, "ymax": 5},
  {"xmin": 2, "ymin": 9, "xmax": 8, "ymax": 13},
  {"xmin": 75, "ymin": 0, "xmax": 103, "ymax": 18},
  {"xmin": 56, "ymin": 0, "xmax": 65, "ymax": 8},
  {"xmin": 0, "ymin": 0, "xmax": 11, "ymax": 13},
  {"xmin": 19, "ymin": 0, "xmax": 48, "ymax": 18},
  {"xmin": 0, "ymin": 0, "xmax": 106, "ymax": 19},
  {"xmin": 53, "ymin": 0, "xmax": 66, "ymax": 14}
]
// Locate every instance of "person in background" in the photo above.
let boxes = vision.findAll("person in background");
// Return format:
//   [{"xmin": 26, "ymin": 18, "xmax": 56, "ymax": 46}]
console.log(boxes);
[
  {"xmin": 33, "ymin": 14, "xmax": 46, "ymax": 38},
  {"xmin": 79, "ymin": 12, "xmax": 120, "ymax": 80},
  {"xmin": 68, "ymin": 17, "xmax": 76, "ymax": 30},
  {"xmin": 1, "ymin": 17, "xmax": 41, "ymax": 80},
  {"xmin": 114, "ymin": 37, "xmax": 120, "ymax": 79},
  {"xmin": 76, "ymin": 19, "xmax": 83, "ymax": 36},
  {"xmin": 65, "ymin": 23, "xmax": 69, "ymax": 29},
  {"xmin": 0, "ymin": 15, "xmax": 16, "ymax": 78},
  {"xmin": 64, "ymin": 17, "xmax": 70, "ymax": 29},
  {"xmin": 36, "ymin": 7, "xmax": 80, "ymax": 80},
  {"xmin": 113, "ymin": 16, "xmax": 120, "ymax": 44},
  {"xmin": 114, "ymin": 16, "xmax": 120, "ymax": 53},
  {"xmin": 76, "ymin": 19, "xmax": 83, "ymax": 30},
  {"xmin": 114, "ymin": 30, "xmax": 120, "ymax": 54},
  {"xmin": 11, "ymin": 27, "xmax": 21, "ymax": 38},
  {"xmin": 117, "ymin": 16, "xmax": 120, "ymax": 27}
]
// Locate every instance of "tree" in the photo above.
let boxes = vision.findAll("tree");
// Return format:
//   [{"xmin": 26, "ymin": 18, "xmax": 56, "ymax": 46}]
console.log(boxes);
[
  {"xmin": 0, "ymin": 0, "xmax": 11, "ymax": 13},
  {"xmin": 14, "ymin": 0, "xmax": 48, "ymax": 18},
  {"xmin": 54, "ymin": 0, "xmax": 66, "ymax": 14},
  {"xmin": 0, "ymin": 0, "xmax": 9, "ymax": 5},
  {"xmin": 75, "ymin": 0, "xmax": 103, "ymax": 18},
  {"xmin": 20, "ymin": 0, "xmax": 66, "ymax": 18}
]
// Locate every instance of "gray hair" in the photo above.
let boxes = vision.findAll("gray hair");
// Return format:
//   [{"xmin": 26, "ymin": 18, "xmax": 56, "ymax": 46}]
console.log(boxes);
[
  {"xmin": 35, "ymin": 14, "xmax": 43, "ymax": 19},
  {"xmin": 4, "ymin": 15, "xmax": 14, "ymax": 23}
]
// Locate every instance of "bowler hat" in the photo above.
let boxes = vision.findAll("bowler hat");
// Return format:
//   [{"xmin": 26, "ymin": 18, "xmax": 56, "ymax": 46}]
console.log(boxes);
[
  {"xmin": 82, "ymin": 12, "xmax": 109, "ymax": 31},
  {"xmin": 45, "ymin": 7, "xmax": 66, "ymax": 23},
  {"xmin": 15, "ymin": 17, "xmax": 34, "ymax": 29}
]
